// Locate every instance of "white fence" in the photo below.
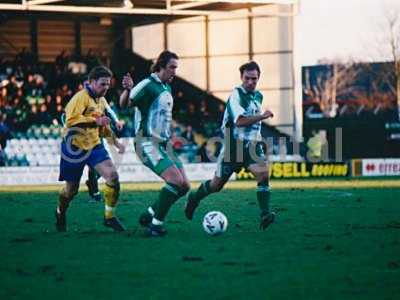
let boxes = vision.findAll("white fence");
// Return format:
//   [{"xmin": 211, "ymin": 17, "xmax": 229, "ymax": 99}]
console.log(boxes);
[
  {"xmin": 0, "ymin": 163, "xmax": 225, "ymax": 186},
  {"xmin": 360, "ymin": 159, "xmax": 400, "ymax": 177}
]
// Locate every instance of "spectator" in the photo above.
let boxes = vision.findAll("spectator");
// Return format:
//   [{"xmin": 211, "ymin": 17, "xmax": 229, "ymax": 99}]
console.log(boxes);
[
  {"xmin": 38, "ymin": 103, "xmax": 52, "ymax": 126},
  {"xmin": 185, "ymin": 102, "xmax": 199, "ymax": 128},
  {"xmin": 215, "ymin": 102, "xmax": 225, "ymax": 122},
  {"xmin": 45, "ymin": 94, "xmax": 56, "ymax": 117},
  {"xmin": 0, "ymin": 112, "xmax": 11, "ymax": 150},
  {"xmin": 9, "ymin": 97, "xmax": 28, "ymax": 131},
  {"xmin": 55, "ymin": 50, "xmax": 68, "ymax": 71},
  {"xmin": 85, "ymin": 49, "xmax": 99, "ymax": 71},
  {"xmin": 59, "ymin": 83, "xmax": 73, "ymax": 104},
  {"xmin": 182, "ymin": 125, "xmax": 196, "ymax": 145},
  {"xmin": 306, "ymin": 130, "xmax": 326, "ymax": 161},
  {"xmin": 99, "ymin": 50, "xmax": 110, "ymax": 67},
  {"xmin": 0, "ymin": 86, "xmax": 8, "ymax": 107},
  {"xmin": 27, "ymin": 105, "xmax": 41, "ymax": 125},
  {"xmin": 171, "ymin": 131, "xmax": 184, "ymax": 153},
  {"xmin": 0, "ymin": 144, "xmax": 5, "ymax": 167}
]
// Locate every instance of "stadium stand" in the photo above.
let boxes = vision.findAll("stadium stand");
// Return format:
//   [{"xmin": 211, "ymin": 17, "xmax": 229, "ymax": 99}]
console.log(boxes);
[
  {"xmin": 0, "ymin": 47, "xmax": 297, "ymax": 167},
  {"xmin": 0, "ymin": 49, "xmax": 196, "ymax": 165}
]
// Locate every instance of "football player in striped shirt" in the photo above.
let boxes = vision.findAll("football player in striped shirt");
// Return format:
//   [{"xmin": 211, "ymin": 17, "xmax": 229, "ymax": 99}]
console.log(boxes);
[
  {"xmin": 120, "ymin": 51, "xmax": 190, "ymax": 236},
  {"xmin": 185, "ymin": 61, "xmax": 276, "ymax": 230}
]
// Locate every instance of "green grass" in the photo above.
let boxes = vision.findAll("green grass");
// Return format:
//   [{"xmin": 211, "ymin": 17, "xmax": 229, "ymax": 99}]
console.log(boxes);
[{"xmin": 1, "ymin": 180, "xmax": 400, "ymax": 300}]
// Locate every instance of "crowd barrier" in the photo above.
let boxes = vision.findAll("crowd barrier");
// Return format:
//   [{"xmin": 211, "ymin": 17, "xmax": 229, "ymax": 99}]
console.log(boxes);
[
  {"xmin": 0, "ymin": 163, "xmax": 222, "ymax": 186},
  {"xmin": 352, "ymin": 158, "xmax": 400, "ymax": 177},
  {"xmin": 1, "ymin": 159, "xmax": 399, "ymax": 185}
]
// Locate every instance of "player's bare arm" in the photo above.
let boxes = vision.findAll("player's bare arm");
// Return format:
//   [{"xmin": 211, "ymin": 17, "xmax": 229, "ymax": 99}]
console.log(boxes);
[
  {"xmin": 106, "ymin": 134, "xmax": 126, "ymax": 154},
  {"xmin": 236, "ymin": 109, "xmax": 274, "ymax": 127}
]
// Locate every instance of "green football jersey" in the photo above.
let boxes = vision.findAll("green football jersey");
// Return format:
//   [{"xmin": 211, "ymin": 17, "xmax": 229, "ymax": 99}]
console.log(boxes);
[
  {"xmin": 129, "ymin": 73, "xmax": 173, "ymax": 141},
  {"xmin": 221, "ymin": 85, "xmax": 263, "ymax": 141}
]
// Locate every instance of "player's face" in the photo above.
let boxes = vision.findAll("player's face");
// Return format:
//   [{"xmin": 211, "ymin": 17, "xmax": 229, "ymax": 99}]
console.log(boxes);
[
  {"xmin": 241, "ymin": 69, "xmax": 260, "ymax": 92},
  {"xmin": 91, "ymin": 77, "xmax": 111, "ymax": 97},
  {"xmin": 160, "ymin": 58, "xmax": 178, "ymax": 83}
]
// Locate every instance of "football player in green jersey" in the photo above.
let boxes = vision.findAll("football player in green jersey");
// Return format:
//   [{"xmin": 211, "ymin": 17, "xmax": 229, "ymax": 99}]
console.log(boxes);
[
  {"xmin": 185, "ymin": 61, "xmax": 276, "ymax": 230},
  {"xmin": 120, "ymin": 51, "xmax": 190, "ymax": 236}
]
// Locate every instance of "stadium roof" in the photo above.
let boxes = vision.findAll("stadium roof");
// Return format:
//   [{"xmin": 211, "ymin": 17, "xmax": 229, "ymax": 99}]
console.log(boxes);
[{"xmin": 0, "ymin": 0, "xmax": 298, "ymax": 17}]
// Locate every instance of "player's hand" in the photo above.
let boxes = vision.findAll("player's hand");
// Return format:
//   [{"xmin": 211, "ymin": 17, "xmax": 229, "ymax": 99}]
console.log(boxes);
[
  {"xmin": 116, "ymin": 142, "xmax": 125, "ymax": 154},
  {"xmin": 95, "ymin": 116, "xmax": 111, "ymax": 126},
  {"xmin": 115, "ymin": 120, "xmax": 125, "ymax": 131},
  {"xmin": 122, "ymin": 73, "xmax": 133, "ymax": 90},
  {"xmin": 261, "ymin": 110, "xmax": 274, "ymax": 119}
]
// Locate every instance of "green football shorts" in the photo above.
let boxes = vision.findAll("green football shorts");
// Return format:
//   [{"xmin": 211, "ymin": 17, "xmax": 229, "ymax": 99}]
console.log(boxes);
[
  {"xmin": 216, "ymin": 139, "xmax": 266, "ymax": 179},
  {"xmin": 135, "ymin": 140, "xmax": 183, "ymax": 176}
]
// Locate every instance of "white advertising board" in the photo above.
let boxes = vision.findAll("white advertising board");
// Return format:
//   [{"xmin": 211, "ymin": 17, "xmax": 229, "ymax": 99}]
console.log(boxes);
[
  {"xmin": 0, "ymin": 163, "xmax": 226, "ymax": 186},
  {"xmin": 362, "ymin": 159, "xmax": 400, "ymax": 176}
]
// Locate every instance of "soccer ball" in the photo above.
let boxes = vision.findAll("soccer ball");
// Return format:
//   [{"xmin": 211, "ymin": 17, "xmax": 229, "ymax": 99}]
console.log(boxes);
[{"xmin": 202, "ymin": 211, "xmax": 228, "ymax": 235}]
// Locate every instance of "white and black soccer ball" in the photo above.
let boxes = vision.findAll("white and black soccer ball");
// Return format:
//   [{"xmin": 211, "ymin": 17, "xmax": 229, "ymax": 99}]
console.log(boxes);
[{"xmin": 202, "ymin": 211, "xmax": 228, "ymax": 235}]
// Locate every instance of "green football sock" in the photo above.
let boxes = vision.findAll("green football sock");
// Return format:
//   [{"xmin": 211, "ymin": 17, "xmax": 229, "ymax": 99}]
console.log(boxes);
[
  {"xmin": 192, "ymin": 180, "xmax": 211, "ymax": 202},
  {"xmin": 153, "ymin": 184, "xmax": 180, "ymax": 221},
  {"xmin": 256, "ymin": 182, "xmax": 271, "ymax": 214}
]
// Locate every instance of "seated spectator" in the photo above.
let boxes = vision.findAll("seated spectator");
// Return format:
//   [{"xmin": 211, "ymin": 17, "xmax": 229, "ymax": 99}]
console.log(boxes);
[
  {"xmin": 38, "ymin": 103, "xmax": 52, "ymax": 126},
  {"xmin": 185, "ymin": 102, "xmax": 199, "ymax": 129},
  {"xmin": 171, "ymin": 131, "xmax": 184, "ymax": 154},
  {"xmin": 54, "ymin": 104, "xmax": 64, "ymax": 124},
  {"xmin": 215, "ymin": 103, "xmax": 225, "ymax": 122},
  {"xmin": 99, "ymin": 50, "xmax": 110, "ymax": 67},
  {"xmin": 182, "ymin": 125, "xmax": 196, "ymax": 145},
  {"xmin": 27, "ymin": 105, "xmax": 41, "ymax": 125},
  {"xmin": 0, "ymin": 86, "xmax": 8, "ymax": 107},
  {"xmin": 44, "ymin": 93, "xmax": 56, "ymax": 117},
  {"xmin": 0, "ymin": 144, "xmax": 5, "ymax": 167},
  {"xmin": 59, "ymin": 83, "xmax": 73, "ymax": 104},
  {"xmin": 0, "ymin": 112, "xmax": 11, "ymax": 150}
]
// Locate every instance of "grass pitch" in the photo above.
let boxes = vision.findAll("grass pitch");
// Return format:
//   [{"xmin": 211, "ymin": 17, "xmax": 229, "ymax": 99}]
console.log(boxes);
[{"xmin": 0, "ymin": 179, "xmax": 399, "ymax": 300}]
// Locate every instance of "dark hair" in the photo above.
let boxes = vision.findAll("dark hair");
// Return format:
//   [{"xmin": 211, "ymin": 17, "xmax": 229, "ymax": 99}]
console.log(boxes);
[
  {"xmin": 88, "ymin": 65, "xmax": 113, "ymax": 81},
  {"xmin": 151, "ymin": 50, "xmax": 179, "ymax": 72},
  {"xmin": 239, "ymin": 61, "xmax": 261, "ymax": 76}
]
